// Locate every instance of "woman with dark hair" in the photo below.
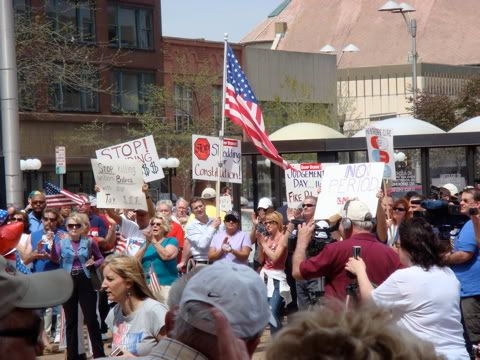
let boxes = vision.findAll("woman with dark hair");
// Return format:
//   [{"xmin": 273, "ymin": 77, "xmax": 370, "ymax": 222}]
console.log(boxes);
[
  {"xmin": 346, "ymin": 217, "xmax": 468, "ymax": 359},
  {"xmin": 386, "ymin": 198, "xmax": 410, "ymax": 247}
]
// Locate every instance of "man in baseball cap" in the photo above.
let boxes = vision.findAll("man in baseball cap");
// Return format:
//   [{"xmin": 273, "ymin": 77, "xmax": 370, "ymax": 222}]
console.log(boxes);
[
  {"xmin": 145, "ymin": 261, "xmax": 271, "ymax": 359},
  {"xmin": 0, "ymin": 255, "xmax": 73, "ymax": 359}
]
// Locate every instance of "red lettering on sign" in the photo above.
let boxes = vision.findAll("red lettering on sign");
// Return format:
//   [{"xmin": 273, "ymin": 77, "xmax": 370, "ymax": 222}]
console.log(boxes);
[{"xmin": 194, "ymin": 138, "xmax": 210, "ymax": 161}]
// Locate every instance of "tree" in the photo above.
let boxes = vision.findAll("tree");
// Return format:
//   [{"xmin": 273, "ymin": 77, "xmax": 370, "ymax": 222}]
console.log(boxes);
[
  {"xmin": 455, "ymin": 76, "xmax": 480, "ymax": 120},
  {"xmin": 413, "ymin": 91, "xmax": 458, "ymax": 131}
]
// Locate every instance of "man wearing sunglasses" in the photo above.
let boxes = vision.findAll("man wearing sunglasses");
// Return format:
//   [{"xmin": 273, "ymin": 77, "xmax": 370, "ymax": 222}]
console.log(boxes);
[
  {"xmin": 27, "ymin": 191, "xmax": 47, "ymax": 233},
  {"xmin": 0, "ymin": 255, "xmax": 73, "ymax": 359}
]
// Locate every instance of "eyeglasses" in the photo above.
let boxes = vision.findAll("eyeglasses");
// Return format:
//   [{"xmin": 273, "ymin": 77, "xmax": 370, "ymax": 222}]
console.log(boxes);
[
  {"xmin": 67, "ymin": 223, "xmax": 82, "ymax": 230},
  {"xmin": 393, "ymin": 207, "xmax": 406, "ymax": 212},
  {"xmin": 263, "ymin": 221, "xmax": 277, "ymax": 226},
  {"xmin": 302, "ymin": 203, "xmax": 315, "ymax": 208},
  {"xmin": 0, "ymin": 315, "xmax": 41, "ymax": 346},
  {"xmin": 42, "ymin": 217, "xmax": 57, "ymax": 222}
]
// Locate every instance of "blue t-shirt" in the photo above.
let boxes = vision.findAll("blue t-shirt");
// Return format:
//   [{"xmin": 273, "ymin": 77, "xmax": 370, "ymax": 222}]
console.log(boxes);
[
  {"xmin": 451, "ymin": 220, "xmax": 480, "ymax": 297},
  {"xmin": 142, "ymin": 237, "xmax": 178, "ymax": 286}
]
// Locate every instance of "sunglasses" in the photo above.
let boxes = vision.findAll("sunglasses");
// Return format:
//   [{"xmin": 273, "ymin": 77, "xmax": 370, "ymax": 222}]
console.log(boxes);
[
  {"xmin": 67, "ymin": 223, "xmax": 82, "ymax": 230},
  {"xmin": 42, "ymin": 217, "xmax": 57, "ymax": 222},
  {"xmin": 393, "ymin": 207, "xmax": 406, "ymax": 212},
  {"xmin": 31, "ymin": 201, "xmax": 45, "ymax": 205},
  {"xmin": 302, "ymin": 203, "xmax": 315, "ymax": 208},
  {"xmin": 150, "ymin": 222, "xmax": 163, "ymax": 227},
  {"xmin": 0, "ymin": 315, "xmax": 41, "ymax": 346},
  {"xmin": 263, "ymin": 220, "xmax": 277, "ymax": 225},
  {"xmin": 9, "ymin": 217, "xmax": 24, "ymax": 222}
]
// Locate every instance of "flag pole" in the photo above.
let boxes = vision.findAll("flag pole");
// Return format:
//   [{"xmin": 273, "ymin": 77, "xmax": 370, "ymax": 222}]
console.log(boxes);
[{"xmin": 216, "ymin": 33, "xmax": 229, "ymax": 216}]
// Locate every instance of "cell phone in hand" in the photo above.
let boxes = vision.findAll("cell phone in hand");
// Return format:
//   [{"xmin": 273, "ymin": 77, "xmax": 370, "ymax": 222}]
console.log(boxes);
[
  {"xmin": 468, "ymin": 208, "xmax": 479, "ymax": 216},
  {"xmin": 352, "ymin": 246, "xmax": 361, "ymax": 259}
]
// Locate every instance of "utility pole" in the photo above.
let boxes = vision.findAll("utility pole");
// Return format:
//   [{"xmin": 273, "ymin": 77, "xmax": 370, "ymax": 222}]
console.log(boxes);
[{"xmin": 0, "ymin": 0, "xmax": 23, "ymax": 207}]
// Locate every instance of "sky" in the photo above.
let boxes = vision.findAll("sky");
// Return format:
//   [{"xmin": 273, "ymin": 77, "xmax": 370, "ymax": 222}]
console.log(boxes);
[{"xmin": 161, "ymin": 0, "xmax": 284, "ymax": 42}]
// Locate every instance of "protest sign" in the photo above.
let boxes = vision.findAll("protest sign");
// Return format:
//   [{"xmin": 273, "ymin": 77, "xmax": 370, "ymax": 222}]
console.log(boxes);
[
  {"xmin": 220, "ymin": 195, "xmax": 233, "ymax": 212},
  {"xmin": 91, "ymin": 159, "xmax": 147, "ymax": 210},
  {"xmin": 284, "ymin": 163, "xmax": 337, "ymax": 208},
  {"xmin": 96, "ymin": 135, "xmax": 164, "ymax": 183},
  {"xmin": 314, "ymin": 162, "xmax": 385, "ymax": 220},
  {"xmin": 192, "ymin": 135, "xmax": 242, "ymax": 184},
  {"xmin": 390, "ymin": 169, "xmax": 422, "ymax": 195},
  {"xmin": 365, "ymin": 127, "xmax": 396, "ymax": 180}
]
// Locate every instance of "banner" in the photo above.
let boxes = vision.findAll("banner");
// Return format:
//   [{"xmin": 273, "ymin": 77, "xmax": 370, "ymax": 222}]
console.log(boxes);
[
  {"xmin": 96, "ymin": 135, "xmax": 164, "ymax": 183},
  {"xmin": 284, "ymin": 163, "xmax": 337, "ymax": 208},
  {"xmin": 192, "ymin": 135, "xmax": 242, "ymax": 184},
  {"xmin": 91, "ymin": 159, "xmax": 147, "ymax": 210},
  {"xmin": 314, "ymin": 162, "xmax": 385, "ymax": 220},
  {"xmin": 365, "ymin": 127, "xmax": 396, "ymax": 180}
]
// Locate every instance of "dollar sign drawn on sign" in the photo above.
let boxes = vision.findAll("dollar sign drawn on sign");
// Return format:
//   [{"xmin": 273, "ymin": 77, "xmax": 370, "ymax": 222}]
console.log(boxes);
[
  {"xmin": 142, "ymin": 163, "xmax": 150, "ymax": 177},
  {"xmin": 150, "ymin": 161, "xmax": 159, "ymax": 174}
]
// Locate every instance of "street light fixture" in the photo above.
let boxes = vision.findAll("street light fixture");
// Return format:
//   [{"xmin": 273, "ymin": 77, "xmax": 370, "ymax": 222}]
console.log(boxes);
[
  {"xmin": 319, "ymin": 43, "xmax": 360, "ymax": 65},
  {"xmin": 159, "ymin": 157, "xmax": 180, "ymax": 201},
  {"xmin": 378, "ymin": 1, "xmax": 418, "ymax": 107},
  {"xmin": 20, "ymin": 158, "xmax": 42, "ymax": 198}
]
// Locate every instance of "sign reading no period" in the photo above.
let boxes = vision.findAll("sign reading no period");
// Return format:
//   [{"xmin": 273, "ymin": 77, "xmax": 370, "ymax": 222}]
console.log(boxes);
[
  {"xmin": 314, "ymin": 162, "xmax": 385, "ymax": 220},
  {"xmin": 192, "ymin": 135, "xmax": 242, "ymax": 184},
  {"xmin": 96, "ymin": 135, "xmax": 164, "ymax": 183}
]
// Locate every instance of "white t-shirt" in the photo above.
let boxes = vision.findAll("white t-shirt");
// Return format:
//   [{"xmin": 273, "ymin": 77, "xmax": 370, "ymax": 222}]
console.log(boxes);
[
  {"xmin": 120, "ymin": 217, "xmax": 147, "ymax": 256},
  {"xmin": 372, "ymin": 265, "xmax": 468, "ymax": 360},
  {"xmin": 106, "ymin": 297, "xmax": 168, "ymax": 356}
]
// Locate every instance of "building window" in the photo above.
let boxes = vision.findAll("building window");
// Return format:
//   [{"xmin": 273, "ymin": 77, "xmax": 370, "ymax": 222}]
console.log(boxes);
[
  {"xmin": 50, "ymin": 75, "xmax": 99, "ymax": 112},
  {"xmin": 13, "ymin": 0, "xmax": 30, "ymax": 15},
  {"xmin": 174, "ymin": 84, "xmax": 192, "ymax": 131},
  {"xmin": 108, "ymin": 5, "xmax": 153, "ymax": 50},
  {"xmin": 112, "ymin": 70, "xmax": 155, "ymax": 113},
  {"xmin": 46, "ymin": 0, "xmax": 95, "ymax": 43}
]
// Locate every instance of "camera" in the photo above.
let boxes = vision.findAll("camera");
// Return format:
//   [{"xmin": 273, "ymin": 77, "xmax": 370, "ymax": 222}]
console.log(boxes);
[{"xmin": 305, "ymin": 220, "xmax": 337, "ymax": 258}]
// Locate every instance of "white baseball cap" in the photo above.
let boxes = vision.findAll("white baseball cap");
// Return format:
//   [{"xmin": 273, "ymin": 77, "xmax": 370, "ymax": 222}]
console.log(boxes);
[
  {"xmin": 257, "ymin": 197, "xmax": 273, "ymax": 210},
  {"xmin": 0, "ymin": 256, "xmax": 73, "ymax": 319},
  {"xmin": 342, "ymin": 200, "xmax": 372, "ymax": 222},
  {"xmin": 441, "ymin": 183, "xmax": 459, "ymax": 197},
  {"xmin": 201, "ymin": 187, "xmax": 216, "ymax": 199},
  {"xmin": 179, "ymin": 261, "xmax": 271, "ymax": 339}
]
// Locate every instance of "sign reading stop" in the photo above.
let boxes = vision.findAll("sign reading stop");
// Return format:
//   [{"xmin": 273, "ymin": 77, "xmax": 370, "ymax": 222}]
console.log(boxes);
[{"xmin": 194, "ymin": 137, "xmax": 210, "ymax": 161}]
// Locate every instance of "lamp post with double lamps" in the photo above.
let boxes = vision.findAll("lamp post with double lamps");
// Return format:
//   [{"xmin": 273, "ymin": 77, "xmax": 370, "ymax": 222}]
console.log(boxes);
[
  {"xmin": 159, "ymin": 157, "xmax": 180, "ymax": 201},
  {"xmin": 378, "ymin": 1, "xmax": 418, "ymax": 108}
]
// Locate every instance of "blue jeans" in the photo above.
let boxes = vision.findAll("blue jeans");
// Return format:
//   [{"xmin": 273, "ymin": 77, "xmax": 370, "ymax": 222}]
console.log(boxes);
[
  {"xmin": 296, "ymin": 278, "xmax": 324, "ymax": 311},
  {"xmin": 268, "ymin": 279, "xmax": 284, "ymax": 334}
]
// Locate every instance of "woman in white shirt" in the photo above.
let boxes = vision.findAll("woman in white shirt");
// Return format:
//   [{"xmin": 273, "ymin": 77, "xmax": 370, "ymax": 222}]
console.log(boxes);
[{"xmin": 346, "ymin": 217, "xmax": 468, "ymax": 360}]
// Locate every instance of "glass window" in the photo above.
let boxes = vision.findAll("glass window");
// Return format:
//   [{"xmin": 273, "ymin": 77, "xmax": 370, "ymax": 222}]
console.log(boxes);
[
  {"xmin": 112, "ymin": 70, "xmax": 155, "ymax": 113},
  {"xmin": 429, "ymin": 147, "xmax": 467, "ymax": 191},
  {"xmin": 46, "ymin": 0, "xmax": 95, "ymax": 43},
  {"xmin": 174, "ymin": 84, "xmax": 193, "ymax": 131},
  {"xmin": 50, "ymin": 72, "xmax": 98, "ymax": 112},
  {"xmin": 13, "ymin": 0, "xmax": 29, "ymax": 15},
  {"xmin": 108, "ymin": 5, "xmax": 153, "ymax": 49}
]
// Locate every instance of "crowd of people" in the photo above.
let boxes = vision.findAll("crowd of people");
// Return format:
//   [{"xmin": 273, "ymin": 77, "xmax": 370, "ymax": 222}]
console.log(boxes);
[{"xmin": 0, "ymin": 181, "xmax": 479, "ymax": 359}]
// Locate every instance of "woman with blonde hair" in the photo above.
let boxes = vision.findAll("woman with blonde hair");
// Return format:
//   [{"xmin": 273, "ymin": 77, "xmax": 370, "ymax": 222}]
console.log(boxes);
[
  {"xmin": 50, "ymin": 212, "xmax": 105, "ymax": 359},
  {"xmin": 135, "ymin": 215, "xmax": 178, "ymax": 302},
  {"xmin": 257, "ymin": 210, "xmax": 290, "ymax": 334},
  {"xmin": 102, "ymin": 255, "xmax": 168, "ymax": 357}
]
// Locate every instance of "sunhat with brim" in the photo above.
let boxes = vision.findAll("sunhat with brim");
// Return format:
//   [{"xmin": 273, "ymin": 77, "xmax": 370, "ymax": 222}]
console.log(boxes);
[{"xmin": 0, "ymin": 256, "xmax": 73, "ymax": 319}]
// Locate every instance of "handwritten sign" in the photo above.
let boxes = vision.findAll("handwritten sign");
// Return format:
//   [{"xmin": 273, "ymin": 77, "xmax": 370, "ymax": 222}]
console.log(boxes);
[
  {"xmin": 284, "ymin": 163, "xmax": 337, "ymax": 208},
  {"xmin": 220, "ymin": 195, "xmax": 233, "ymax": 212},
  {"xmin": 314, "ymin": 162, "xmax": 384, "ymax": 220},
  {"xmin": 91, "ymin": 159, "xmax": 147, "ymax": 210},
  {"xmin": 96, "ymin": 135, "xmax": 164, "ymax": 183},
  {"xmin": 365, "ymin": 127, "xmax": 396, "ymax": 180},
  {"xmin": 192, "ymin": 135, "xmax": 242, "ymax": 184},
  {"xmin": 390, "ymin": 169, "xmax": 422, "ymax": 194}
]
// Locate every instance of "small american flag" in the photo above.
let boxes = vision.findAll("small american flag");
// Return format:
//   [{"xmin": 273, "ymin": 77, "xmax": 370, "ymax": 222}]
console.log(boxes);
[
  {"xmin": 44, "ymin": 182, "xmax": 85, "ymax": 208},
  {"xmin": 148, "ymin": 266, "xmax": 161, "ymax": 296},
  {"xmin": 224, "ymin": 45, "xmax": 292, "ymax": 170}
]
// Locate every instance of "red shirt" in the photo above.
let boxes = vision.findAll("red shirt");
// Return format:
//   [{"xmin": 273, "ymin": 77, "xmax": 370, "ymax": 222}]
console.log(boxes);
[
  {"xmin": 168, "ymin": 221, "xmax": 185, "ymax": 249},
  {"xmin": 299, "ymin": 232, "xmax": 402, "ymax": 300},
  {"xmin": 263, "ymin": 237, "xmax": 287, "ymax": 270}
]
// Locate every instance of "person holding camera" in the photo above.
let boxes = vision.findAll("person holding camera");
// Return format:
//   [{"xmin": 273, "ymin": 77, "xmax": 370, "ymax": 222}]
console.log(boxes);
[
  {"xmin": 444, "ymin": 188, "xmax": 480, "ymax": 355},
  {"xmin": 292, "ymin": 199, "xmax": 401, "ymax": 301}
]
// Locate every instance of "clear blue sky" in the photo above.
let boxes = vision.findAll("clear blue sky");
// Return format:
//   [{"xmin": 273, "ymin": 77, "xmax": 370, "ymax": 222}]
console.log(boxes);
[{"xmin": 161, "ymin": 0, "xmax": 284, "ymax": 42}]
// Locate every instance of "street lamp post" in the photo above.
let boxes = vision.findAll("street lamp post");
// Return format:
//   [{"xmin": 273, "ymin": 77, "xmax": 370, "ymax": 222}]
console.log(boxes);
[
  {"xmin": 378, "ymin": 1, "xmax": 417, "ymax": 108},
  {"xmin": 159, "ymin": 157, "xmax": 180, "ymax": 202},
  {"xmin": 20, "ymin": 158, "xmax": 42, "ymax": 199}
]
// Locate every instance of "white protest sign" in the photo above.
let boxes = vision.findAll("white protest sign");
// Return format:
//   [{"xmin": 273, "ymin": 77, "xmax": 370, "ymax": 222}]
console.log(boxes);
[
  {"xmin": 284, "ymin": 163, "xmax": 337, "ymax": 208},
  {"xmin": 220, "ymin": 195, "xmax": 233, "ymax": 212},
  {"xmin": 192, "ymin": 135, "xmax": 242, "ymax": 184},
  {"xmin": 314, "ymin": 162, "xmax": 385, "ymax": 220},
  {"xmin": 365, "ymin": 127, "xmax": 396, "ymax": 180},
  {"xmin": 96, "ymin": 135, "xmax": 164, "ymax": 183},
  {"xmin": 91, "ymin": 159, "xmax": 147, "ymax": 210}
]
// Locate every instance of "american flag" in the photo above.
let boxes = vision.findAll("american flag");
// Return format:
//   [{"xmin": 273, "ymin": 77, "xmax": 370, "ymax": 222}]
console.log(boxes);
[
  {"xmin": 224, "ymin": 45, "xmax": 292, "ymax": 170},
  {"xmin": 148, "ymin": 266, "xmax": 162, "ymax": 298},
  {"xmin": 44, "ymin": 182, "xmax": 85, "ymax": 208}
]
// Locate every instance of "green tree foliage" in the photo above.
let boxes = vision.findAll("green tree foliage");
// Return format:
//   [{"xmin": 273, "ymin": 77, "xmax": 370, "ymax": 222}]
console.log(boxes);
[
  {"xmin": 455, "ymin": 76, "xmax": 480, "ymax": 120},
  {"xmin": 413, "ymin": 92, "xmax": 458, "ymax": 131}
]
